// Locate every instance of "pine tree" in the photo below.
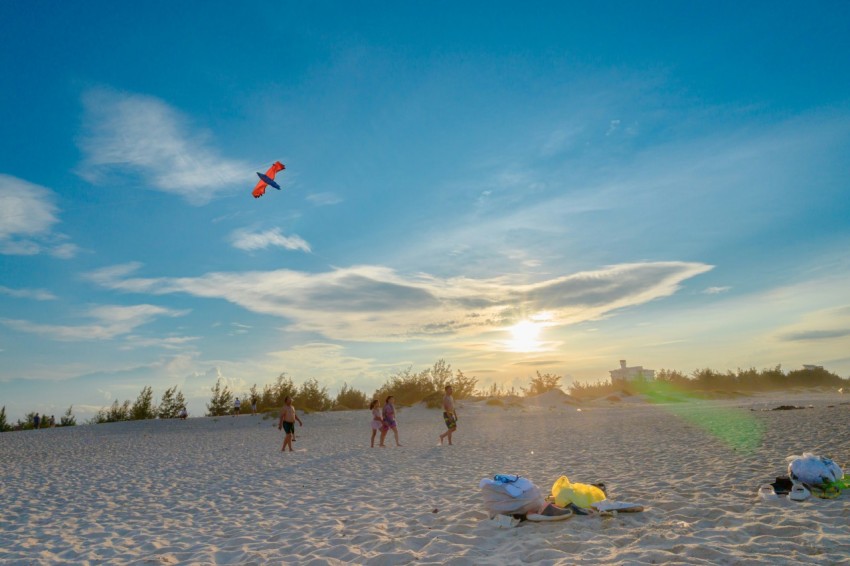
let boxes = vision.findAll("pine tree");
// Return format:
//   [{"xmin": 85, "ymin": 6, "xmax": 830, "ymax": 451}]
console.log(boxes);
[
  {"xmin": 175, "ymin": 389, "xmax": 186, "ymax": 412},
  {"xmin": 0, "ymin": 406, "xmax": 11, "ymax": 432},
  {"xmin": 158, "ymin": 386, "xmax": 178, "ymax": 419},
  {"xmin": 131, "ymin": 386, "xmax": 157, "ymax": 420},
  {"xmin": 59, "ymin": 405, "xmax": 76, "ymax": 427},
  {"xmin": 207, "ymin": 378, "xmax": 233, "ymax": 416}
]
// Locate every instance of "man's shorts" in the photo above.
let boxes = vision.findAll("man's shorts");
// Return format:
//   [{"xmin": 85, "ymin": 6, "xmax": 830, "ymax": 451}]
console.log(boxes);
[
  {"xmin": 283, "ymin": 421, "xmax": 295, "ymax": 434},
  {"xmin": 443, "ymin": 412, "xmax": 457, "ymax": 430}
]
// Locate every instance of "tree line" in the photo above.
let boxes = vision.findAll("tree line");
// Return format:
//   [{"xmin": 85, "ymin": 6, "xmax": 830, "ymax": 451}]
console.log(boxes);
[
  {"xmin": 567, "ymin": 365, "xmax": 849, "ymax": 400},
  {"xmin": 0, "ymin": 405, "xmax": 76, "ymax": 432},
  {"xmin": 5, "ymin": 361, "xmax": 844, "ymax": 431}
]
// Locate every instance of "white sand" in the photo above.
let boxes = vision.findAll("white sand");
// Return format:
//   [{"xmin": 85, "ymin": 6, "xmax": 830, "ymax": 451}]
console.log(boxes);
[{"xmin": 2, "ymin": 393, "xmax": 850, "ymax": 565}]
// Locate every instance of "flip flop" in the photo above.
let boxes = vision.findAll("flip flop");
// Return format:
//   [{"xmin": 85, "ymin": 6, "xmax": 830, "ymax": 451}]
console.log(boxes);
[
  {"xmin": 526, "ymin": 513, "xmax": 573, "ymax": 522},
  {"xmin": 526, "ymin": 503, "xmax": 574, "ymax": 522},
  {"xmin": 592, "ymin": 500, "xmax": 645, "ymax": 513},
  {"xmin": 758, "ymin": 484, "xmax": 780, "ymax": 501},
  {"xmin": 788, "ymin": 482, "xmax": 811, "ymax": 501}
]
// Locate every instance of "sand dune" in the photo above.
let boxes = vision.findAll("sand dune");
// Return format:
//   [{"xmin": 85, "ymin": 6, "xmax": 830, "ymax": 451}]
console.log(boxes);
[{"xmin": 2, "ymin": 393, "xmax": 849, "ymax": 564}]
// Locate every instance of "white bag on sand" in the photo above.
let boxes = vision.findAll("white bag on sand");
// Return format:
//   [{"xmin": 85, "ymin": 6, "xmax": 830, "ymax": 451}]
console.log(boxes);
[
  {"xmin": 787, "ymin": 453, "xmax": 843, "ymax": 485},
  {"xmin": 480, "ymin": 477, "xmax": 545, "ymax": 516}
]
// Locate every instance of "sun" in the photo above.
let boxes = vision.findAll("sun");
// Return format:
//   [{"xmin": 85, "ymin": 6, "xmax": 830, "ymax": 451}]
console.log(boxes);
[{"xmin": 507, "ymin": 320, "xmax": 542, "ymax": 352}]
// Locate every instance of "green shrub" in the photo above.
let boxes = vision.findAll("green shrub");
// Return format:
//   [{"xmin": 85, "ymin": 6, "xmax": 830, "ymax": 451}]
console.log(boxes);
[
  {"xmin": 374, "ymin": 359, "xmax": 479, "ymax": 407},
  {"xmin": 261, "ymin": 374, "xmax": 298, "ymax": 409},
  {"xmin": 334, "ymin": 383, "xmax": 368, "ymax": 410},
  {"xmin": 521, "ymin": 371, "xmax": 563, "ymax": 396},
  {"xmin": 59, "ymin": 405, "xmax": 76, "ymax": 427},
  {"xmin": 296, "ymin": 378, "xmax": 332, "ymax": 412}
]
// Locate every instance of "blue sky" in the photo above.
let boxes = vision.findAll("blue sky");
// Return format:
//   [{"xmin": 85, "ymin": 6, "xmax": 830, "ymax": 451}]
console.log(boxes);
[{"xmin": 1, "ymin": 1, "xmax": 849, "ymax": 422}]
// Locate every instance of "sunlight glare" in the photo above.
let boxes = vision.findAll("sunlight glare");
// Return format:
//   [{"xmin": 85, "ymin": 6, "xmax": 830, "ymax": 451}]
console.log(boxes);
[{"xmin": 507, "ymin": 320, "xmax": 542, "ymax": 352}]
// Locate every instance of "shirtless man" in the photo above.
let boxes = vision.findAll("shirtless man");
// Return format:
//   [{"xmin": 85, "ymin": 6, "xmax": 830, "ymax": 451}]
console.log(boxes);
[
  {"xmin": 277, "ymin": 396, "xmax": 303, "ymax": 452},
  {"xmin": 439, "ymin": 385, "xmax": 458, "ymax": 445}
]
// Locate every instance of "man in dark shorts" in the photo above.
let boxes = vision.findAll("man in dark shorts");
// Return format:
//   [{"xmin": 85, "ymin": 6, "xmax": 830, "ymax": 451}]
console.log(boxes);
[
  {"xmin": 439, "ymin": 385, "xmax": 457, "ymax": 445},
  {"xmin": 277, "ymin": 396, "xmax": 303, "ymax": 452}
]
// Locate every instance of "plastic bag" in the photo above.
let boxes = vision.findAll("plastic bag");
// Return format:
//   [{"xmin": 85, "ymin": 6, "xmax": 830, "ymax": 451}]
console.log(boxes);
[
  {"xmin": 787, "ymin": 453, "xmax": 843, "ymax": 486},
  {"xmin": 551, "ymin": 475, "xmax": 606, "ymax": 508}
]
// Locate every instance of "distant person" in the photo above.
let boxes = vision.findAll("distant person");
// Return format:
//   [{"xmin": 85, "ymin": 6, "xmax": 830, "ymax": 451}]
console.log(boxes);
[
  {"xmin": 380, "ymin": 396, "xmax": 402, "ymax": 447},
  {"xmin": 369, "ymin": 399, "xmax": 383, "ymax": 447},
  {"xmin": 439, "ymin": 385, "xmax": 458, "ymax": 445},
  {"xmin": 33, "ymin": 413, "xmax": 40, "ymax": 429},
  {"xmin": 278, "ymin": 396, "xmax": 303, "ymax": 452},
  {"xmin": 233, "ymin": 397, "xmax": 241, "ymax": 417},
  {"xmin": 178, "ymin": 407, "xmax": 188, "ymax": 420},
  {"xmin": 49, "ymin": 415, "xmax": 55, "ymax": 428},
  {"xmin": 251, "ymin": 394, "xmax": 258, "ymax": 415}
]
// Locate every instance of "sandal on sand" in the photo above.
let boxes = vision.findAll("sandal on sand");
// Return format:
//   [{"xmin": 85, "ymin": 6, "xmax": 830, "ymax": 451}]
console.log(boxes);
[
  {"xmin": 758, "ymin": 484, "xmax": 779, "ymax": 501},
  {"xmin": 788, "ymin": 482, "xmax": 811, "ymax": 502},
  {"xmin": 592, "ymin": 500, "xmax": 645, "ymax": 513},
  {"xmin": 527, "ymin": 503, "xmax": 574, "ymax": 522}
]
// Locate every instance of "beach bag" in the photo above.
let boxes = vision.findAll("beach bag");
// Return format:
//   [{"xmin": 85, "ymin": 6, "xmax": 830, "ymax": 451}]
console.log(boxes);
[
  {"xmin": 787, "ymin": 453, "xmax": 843, "ymax": 486},
  {"xmin": 480, "ymin": 475, "xmax": 545, "ymax": 516},
  {"xmin": 551, "ymin": 475, "xmax": 606, "ymax": 508}
]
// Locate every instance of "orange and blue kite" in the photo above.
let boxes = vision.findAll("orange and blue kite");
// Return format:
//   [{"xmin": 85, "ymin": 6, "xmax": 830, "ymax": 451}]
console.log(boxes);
[{"xmin": 252, "ymin": 161, "xmax": 285, "ymax": 198}]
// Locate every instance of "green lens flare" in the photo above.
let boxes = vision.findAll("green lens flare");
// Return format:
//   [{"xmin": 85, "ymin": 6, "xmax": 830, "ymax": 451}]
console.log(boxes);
[{"xmin": 632, "ymin": 380, "xmax": 763, "ymax": 453}]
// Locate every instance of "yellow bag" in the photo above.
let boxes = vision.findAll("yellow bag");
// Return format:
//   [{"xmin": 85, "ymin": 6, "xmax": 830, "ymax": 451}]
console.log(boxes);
[{"xmin": 551, "ymin": 475, "xmax": 606, "ymax": 508}]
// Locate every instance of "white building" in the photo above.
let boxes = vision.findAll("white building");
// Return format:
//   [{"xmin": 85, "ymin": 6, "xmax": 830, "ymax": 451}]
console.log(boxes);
[{"xmin": 609, "ymin": 359, "xmax": 655, "ymax": 385}]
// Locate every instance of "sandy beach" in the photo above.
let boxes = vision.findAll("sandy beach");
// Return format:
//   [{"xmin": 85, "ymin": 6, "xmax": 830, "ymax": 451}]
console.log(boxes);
[{"xmin": 2, "ymin": 392, "xmax": 850, "ymax": 565}]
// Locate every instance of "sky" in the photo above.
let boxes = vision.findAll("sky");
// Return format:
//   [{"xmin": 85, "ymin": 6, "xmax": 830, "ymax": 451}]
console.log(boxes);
[{"xmin": 1, "ymin": 1, "xmax": 849, "ymax": 422}]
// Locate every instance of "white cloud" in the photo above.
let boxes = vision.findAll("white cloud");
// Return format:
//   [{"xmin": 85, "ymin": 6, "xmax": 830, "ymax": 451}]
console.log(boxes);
[
  {"xmin": 0, "ymin": 174, "xmax": 77, "ymax": 258},
  {"xmin": 703, "ymin": 286, "xmax": 731, "ymax": 294},
  {"xmin": 230, "ymin": 227, "xmax": 311, "ymax": 252},
  {"xmin": 1, "ymin": 304, "xmax": 188, "ymax": 341},
  {"xmin": 86, "ymin": 261, "xmax": 711, "ymax": 342},
  {"xmin": 306, "ymin": 192, "xmax": 343, "ymax": 206},
  {"xmin": 119, "ymin": 334, "xmax": 200, "ymax": 350},
  {"xmin": 0, "ymin": 286, "xmax": 57, "ymax": 301},
  {"xmin": 77, "ymin": 88, "xmax": 250, "ymax": 206},
  {"xmin": 0, "ymin": 174, "xmax": 58, "ymax": 239},
  {"xmin": 50, "ymin": 242, "xmax": 81, "ymax": 259}
]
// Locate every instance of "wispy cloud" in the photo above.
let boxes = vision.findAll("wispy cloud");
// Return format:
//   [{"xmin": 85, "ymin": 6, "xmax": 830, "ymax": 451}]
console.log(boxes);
[
  {"xmin": 0, "ymin": 174, "xmax": 77, "ymax": 258},
  {"xmin": 306, "ymin": 192, "xmax": 343, "ymax": 206},
  {"xmin": 703, "ymin": 286, "xmax": 731, "ymax": 294},
  {"xmin": 0, "ymin": 286, "xmax": 57, "ymax": 301},
  {"xmin": 230, "ymin": 227, "xmax": 311, "ymax": 252},
  {"xmin": 1, "ymin": 304, "xmax": 188, "ymax": 341},
  {"xmin": 781, "ymin": 328, "xmax": 850, "ymax": 341},
  {"xmin": 778, "ymin": 305, "xmax": 850, "ymax": 343},
  {"xmin": 77, "ymin": 88, "xmax": 250, "ymax": 205},
  {"xmin": 86, "ymin": 261, "xmax": 711, "ymax": 342},
  {"xmin": 119, "ymin": 334, "xmax": 200, "ymax": 350}
]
